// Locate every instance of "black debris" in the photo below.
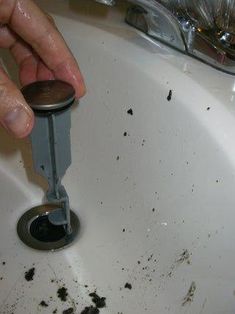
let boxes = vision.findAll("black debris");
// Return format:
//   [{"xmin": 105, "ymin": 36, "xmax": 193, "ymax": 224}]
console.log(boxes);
[
  {"xmin": 81, "ymin": 306, "xmax": 100, "ymax": 314},
  {"xmin": 57, "ymin": 287, "xmax": 68, "ymax": 302},
  {"xmin": 167, "ymin": 90, "xmax": 172, "ymax": 101},
  {"xmin": 127, "ymin": 108, "xmax": 133, "ymax": 115},
  {"xmin": 89, "ymin": 292, "xmax": 106, "ymax": 308},
  {"xmin": 63, "ymin": 308, "xmax": 74, "ymax": 314},
  {"xmin": 39, "ymin": 301, "xmax": 48, "ymax": 307},
  {"xmin": 124, "ymin": 282, "xmax": 132, "ymax": 290},
  {"xmin": 25, "ymin": 267, "xmax": 35, "ymax": 281}
]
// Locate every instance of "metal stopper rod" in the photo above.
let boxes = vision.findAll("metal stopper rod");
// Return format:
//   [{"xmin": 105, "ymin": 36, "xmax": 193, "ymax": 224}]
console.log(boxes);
[{"xmin": 21, "ymin": 80, "xmax": 75, "ymax": 235}]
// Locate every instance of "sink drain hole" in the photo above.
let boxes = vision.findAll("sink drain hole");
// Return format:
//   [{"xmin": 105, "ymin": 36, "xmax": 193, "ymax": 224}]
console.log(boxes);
[
  {"xmin": 29, "ymin": 215, "xmax": 66, "ymax": 242},
  {"xmin": 17, "ymin": 204, "xmax": 80, "ymax": 250}
]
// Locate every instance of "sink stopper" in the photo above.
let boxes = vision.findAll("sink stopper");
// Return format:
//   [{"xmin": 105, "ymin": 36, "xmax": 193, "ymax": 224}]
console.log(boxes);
[{"xmin": 17, "ymin": 80, "xmax": 80, "ymax": 251}]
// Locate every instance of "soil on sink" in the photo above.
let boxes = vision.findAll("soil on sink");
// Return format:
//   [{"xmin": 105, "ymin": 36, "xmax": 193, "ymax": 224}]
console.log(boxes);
[
  {"xmin": 57, "ymin": 287, "xmax": 68, "ymax": 302},
  {"xmin": 24, "ymin": 267, "xmax": 35, "ymax": 281}
]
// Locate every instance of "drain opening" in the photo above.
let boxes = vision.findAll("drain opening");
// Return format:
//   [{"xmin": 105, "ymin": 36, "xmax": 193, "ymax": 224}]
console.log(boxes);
[
  {"xmin": 17, "ymin": 204, "xmax": 80, "ymax": 251},
  {"xmin": 29, "ymin": 215, "xmax": 66, "ymax": 242}
]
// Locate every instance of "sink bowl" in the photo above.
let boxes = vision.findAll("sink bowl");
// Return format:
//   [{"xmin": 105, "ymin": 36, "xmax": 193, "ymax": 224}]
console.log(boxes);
[{"xmin": 1, "ymin": 1, "xmax": 235, "ymax": 313}]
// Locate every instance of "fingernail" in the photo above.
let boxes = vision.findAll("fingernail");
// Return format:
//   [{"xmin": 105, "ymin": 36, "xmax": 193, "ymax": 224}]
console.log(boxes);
[{"xmin": 3, "ymin": 107, "xmax": 33, "ymax": 138}]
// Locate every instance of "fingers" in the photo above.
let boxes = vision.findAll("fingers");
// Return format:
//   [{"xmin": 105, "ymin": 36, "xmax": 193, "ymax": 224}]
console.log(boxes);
[
  {"xmin": 5, "ymin": 0, "xmax": 85, "ymax": 98},
  {"xmin": 0, "ymin": 66, "xmax": 34, "ymax": 138},
  {"xmin": 0, "ymin": 24, "xmax": 56, "ymax": 85},
  {"xmin": 10, "ymin": 37, "xmax": 55, "ymax": 84}
]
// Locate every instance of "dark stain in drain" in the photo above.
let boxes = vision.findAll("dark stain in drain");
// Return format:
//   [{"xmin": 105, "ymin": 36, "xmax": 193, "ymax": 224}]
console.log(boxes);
[
  {"xmin": 24, "ymin": 267, "xmax": 35, "ymax": 281},
  {"xmin": 39, "ymin": 300, "xmax": 48, "ymax": 307},
  {"xmin": 167, "ymin": 90, "xmax": 172, "ymax": 101},
  {"xmin": 63, "ymin": 308, "xmax": 74, "ymax": 314},
  {"xmin": 57, "ymin": 287, "xmax": 68, "ymax": 302},
  {"xmin": 80, "ymin": 306, "xmax": 100, "ymax": 314},
  {"xmin": 124, "ymin": 282, "xmax": 132, "ymax": 290},
  {"xmin": 89, "ymin": 292, "xmax": 106, "ymax": 308}
]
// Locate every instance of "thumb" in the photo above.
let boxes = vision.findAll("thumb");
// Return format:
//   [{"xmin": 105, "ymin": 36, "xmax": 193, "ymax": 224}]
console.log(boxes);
[{"xmin": 0, "ymin": 67, "xmax": 34, "ymax": 138}]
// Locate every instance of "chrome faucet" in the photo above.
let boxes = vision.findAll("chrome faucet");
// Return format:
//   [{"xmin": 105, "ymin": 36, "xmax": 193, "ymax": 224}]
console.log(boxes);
[{"xmin": 94, "ymin": 0, "xmax": 235, "ymax": 75}]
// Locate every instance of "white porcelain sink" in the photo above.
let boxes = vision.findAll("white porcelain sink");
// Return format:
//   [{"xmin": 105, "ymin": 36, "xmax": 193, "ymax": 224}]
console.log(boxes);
[{"xmin": 1, "ymin": 1, "xmax": 235, "ymax": 313}]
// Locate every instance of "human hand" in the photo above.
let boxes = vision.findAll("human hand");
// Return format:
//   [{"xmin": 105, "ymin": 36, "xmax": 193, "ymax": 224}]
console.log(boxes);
[{"xmin": 0, "ymin": 0, "xmax": 86, "ymax": 138}]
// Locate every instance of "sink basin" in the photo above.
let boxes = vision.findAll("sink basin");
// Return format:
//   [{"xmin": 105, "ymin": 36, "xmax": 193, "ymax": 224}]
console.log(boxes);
[{"xmin": 1, "ymin": 0, "xmax": 235, "ymax": 313}]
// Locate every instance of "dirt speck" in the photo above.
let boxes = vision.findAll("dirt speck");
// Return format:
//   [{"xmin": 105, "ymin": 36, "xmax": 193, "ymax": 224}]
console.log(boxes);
[
  {"xmin": 127, "ymin": 108, "xmax": 133, "ymax": 115},
  {"xmin": 207, "ymin": 107, "xmax": 210, "ymax": 110},
  {"xmin": 2, "ymin": 261, "xmax": 6, "ymax": 265},
  {"xmin": 25, "ymin": 267, "xmax": 35, "ymax": 281},
  {"xmin": 116, "ymin": 156, "xmax": 120, "ymax": 161},
  {"xmin": 89, "ymin": 292, "xmax": 106, "ymax": 308},
  {"xmin": 123, "ymin": 132, "xmax": 127, "ymax": 136},
  {"xmin": 39, "ymin": 300, "xmax": 48, "ymax": 307},
  {"xmin": 124, "ymin": 282, "xmax": 132, "ymax": 290},
  {"xmin": 147, "ymin": 254, "xmax": 153, "ymax": 262},
  {"xmin": 57, "ymin": 287, "xmax": 68, "ymax": 302},
  {"xmin": 167, "ymin": 90, "xmax": 172, "ymax": 101},
  {"xmin": 177, "ymin": 249, "xmax": 191, "ymax": 265},
  {"xmin": 53, "ymin": 309, "xmax": 58, "ymax": 314},
  {"xmin": 182, "ymin": 281, "xmax": 196, "ymax": 306},
  {"xmin": 63, "ymin": 308, "xmax": 74, "ymax": 314},
  {"xmin": 81, "ymin": 306, "xmax": 100, "ymax": 314}
]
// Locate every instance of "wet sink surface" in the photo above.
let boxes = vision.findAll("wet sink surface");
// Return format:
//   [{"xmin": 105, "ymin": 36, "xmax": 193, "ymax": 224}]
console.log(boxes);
[{"xmin": 1, "ymin": 0, "xmax": 235, "ymax": 313}]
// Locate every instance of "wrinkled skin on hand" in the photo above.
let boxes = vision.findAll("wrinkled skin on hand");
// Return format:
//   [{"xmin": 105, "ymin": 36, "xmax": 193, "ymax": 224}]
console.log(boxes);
[{"xmin": 0, "ymin": 0, "xmax": 86, "ymax": 138}]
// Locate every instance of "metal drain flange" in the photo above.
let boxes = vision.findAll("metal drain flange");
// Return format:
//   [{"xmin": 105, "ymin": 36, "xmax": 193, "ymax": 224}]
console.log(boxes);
[{"xmin": 17, "ymin": 204, "xmax": 80, "ymax": 251}]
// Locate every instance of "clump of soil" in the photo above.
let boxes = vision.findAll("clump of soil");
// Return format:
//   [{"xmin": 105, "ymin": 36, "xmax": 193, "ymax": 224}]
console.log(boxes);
[
  {"xmin": 127, "ymin": 108, "xmax": 133, "ymax": 115},
  {"xmin": 63, "ymin": 308, "xmax": 74, "ymax": 314},
  {"xmin": 124, "ymin": 283, "xmax": 132, "ymax": 290},
  {"xmin": 167, "ymin": 90, "xmax": 172, "ymax": 101},
  {"xmin": 89, "ymin": 292, "xmax": 106, "ymax": 308},
  {"xmin": 80, "ymin": 306, "xmax": 99, "ymax": 314},
  {"xmin": 39, "ymin": 300, "xmax": 48, "ymax": 307},
  {"xmin": 57, "ymin": 287, "xmax": 68, "ymax": 302},
  {"xmin": 24, "ymin": 267, "xmax": 35, "ymax": 281}
]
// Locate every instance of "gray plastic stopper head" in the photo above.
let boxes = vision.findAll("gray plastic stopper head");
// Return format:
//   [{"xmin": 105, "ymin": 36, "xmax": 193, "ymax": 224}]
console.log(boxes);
[{"xmin": 21, "ymin": 80, "xmax": 75, "ymax": 111}]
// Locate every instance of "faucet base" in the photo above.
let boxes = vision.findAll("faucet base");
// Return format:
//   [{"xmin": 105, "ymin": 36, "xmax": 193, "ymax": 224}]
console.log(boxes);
[{"xmin": 125, "ymin": 3, "xmax": 235, "ymax": 76}]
